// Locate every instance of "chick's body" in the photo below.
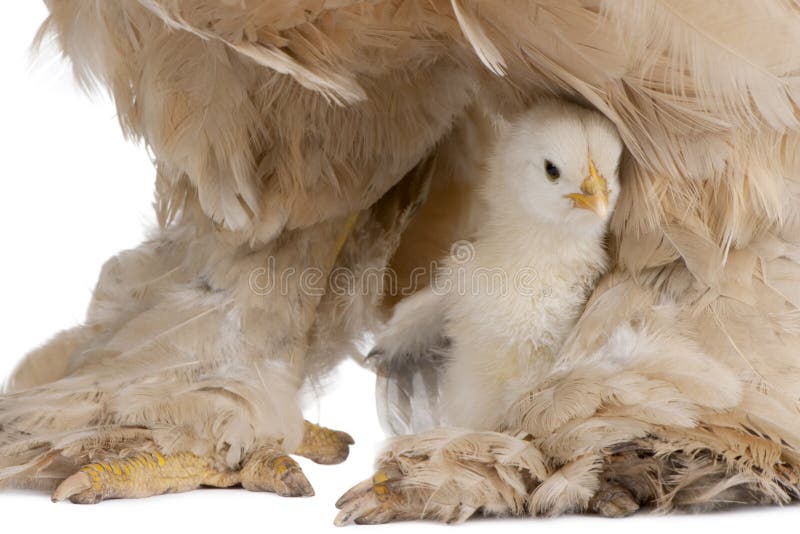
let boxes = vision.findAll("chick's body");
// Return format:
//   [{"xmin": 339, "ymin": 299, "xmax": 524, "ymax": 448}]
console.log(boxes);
[
  {"xmin": 373, "ymin": 101, "xmax": 623, "ymax": 433},
  {"xmin": 441, "ymin": 227, "xmax": 609, "ymax": 429}
]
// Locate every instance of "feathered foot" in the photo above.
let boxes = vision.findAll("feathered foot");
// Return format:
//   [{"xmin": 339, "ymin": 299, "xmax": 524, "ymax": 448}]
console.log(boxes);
[
  {"xmin": 335, "ymin": 468, "xmax": 424, "ymax": 526},
  {"xmin": 51, "ymin": 451, "xmax": 236, "ymax": 504},
  {"xmin": 295, "ymin": 421, "xmax": 354, "ymax": 465},
  {"xmin": 335, "ymin": 429, "xmax": 543, "ymax": 525}
]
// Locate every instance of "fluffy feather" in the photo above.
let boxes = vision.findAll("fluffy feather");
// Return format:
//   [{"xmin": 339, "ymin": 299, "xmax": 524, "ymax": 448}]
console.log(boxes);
[{"xmin": 1, "ymin": 0, "xmax": 799, "ymax": 520}]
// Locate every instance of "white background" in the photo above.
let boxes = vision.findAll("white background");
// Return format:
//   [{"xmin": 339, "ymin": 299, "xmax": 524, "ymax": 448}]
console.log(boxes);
[{"xmin": 0, "ymin": 3, "xmax": 796, "ymax": 533}]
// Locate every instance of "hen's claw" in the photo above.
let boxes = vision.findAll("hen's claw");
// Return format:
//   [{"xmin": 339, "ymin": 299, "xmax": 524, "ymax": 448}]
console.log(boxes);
[
  {"xmin": 240, "ymin": 446, "xmax": 314, "ymax": 497},
  {"xmin": 335, "ymin": 469, "xmax": 408, "ymax": 526},
  {"xmin": 296, "ymin": 420, "xmax": 354, "ymax": 465}
]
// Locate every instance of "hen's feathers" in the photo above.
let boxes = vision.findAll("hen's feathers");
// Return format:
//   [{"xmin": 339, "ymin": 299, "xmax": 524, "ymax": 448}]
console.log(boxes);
[
  {"xmin": 370, "ymin": 287, "xmax": 450, "ymax": 435},
  {"xmin": 3, "ymin": 0, "xmax": 800, "ymax": 514}
]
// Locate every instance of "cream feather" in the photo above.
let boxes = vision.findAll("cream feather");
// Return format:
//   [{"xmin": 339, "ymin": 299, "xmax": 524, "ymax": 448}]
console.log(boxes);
[{"xmin": 0, "ymin": 0, "xmax": 799, "ymax": 522}]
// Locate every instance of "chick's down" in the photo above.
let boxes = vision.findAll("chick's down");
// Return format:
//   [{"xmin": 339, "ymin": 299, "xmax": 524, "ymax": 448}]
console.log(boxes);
[{"xmin": 369, "ymin": 101, "xmax": 623, "ymax": 434}]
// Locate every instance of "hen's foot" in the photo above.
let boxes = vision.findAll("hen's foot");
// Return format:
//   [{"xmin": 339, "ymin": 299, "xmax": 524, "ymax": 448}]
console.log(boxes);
[
  {"xmin": 52, "ymin": 451, "xmax": 235, "ymax": 504},
  {"xmin": 240, "ymin": 445, "xmax": 314, "ymax": 497},
  {"xmin": 296, "ymin": 420, "xmax": 354, "ymax": 465},
  {"xmin": 336, "ymin": 430, "xmax": 543, "ymax": 525},
  {"xmin": 335, "ymin": 468, "xmax": 424, "ymax": 526},
  {"xmin": 51, "ymin": 420, "xmax": 351, "ymax": 504},
  {"xmin": 52, "ymin": 441, "xmax": 317, "ymax": 503}
]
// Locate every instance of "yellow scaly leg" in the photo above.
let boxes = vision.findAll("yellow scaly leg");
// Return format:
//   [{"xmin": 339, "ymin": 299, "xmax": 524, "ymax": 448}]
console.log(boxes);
[
  {"xmin": 52, "ymin": 451, "xmax": 236, "ymax": 504},
  {"xmin": 51, "ymin": 419, "xmax": 354, "ymax": 504}
]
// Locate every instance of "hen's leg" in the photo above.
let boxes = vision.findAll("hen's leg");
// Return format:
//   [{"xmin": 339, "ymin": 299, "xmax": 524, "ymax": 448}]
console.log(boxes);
[
  {"xmin": 52, "ymin": 451, "xmax": 237, "ymax": 504},
  {"xmin": 48, "ymin": 420, "xmax": 355, "ymax": 503},
  {"xmin": 335, "ymin": 429, "xmax": 545, "ymax": 525},
  {"xmin": 335, "ymin": 428, "xmax": 645, "ymax": 525},
  {"xmin": 0, "ymin": 216, "xmax": 356, "ymax": 501},
  {"xmin": 51, "ymin": 439, "xmax": 322, "ymax": 504}
]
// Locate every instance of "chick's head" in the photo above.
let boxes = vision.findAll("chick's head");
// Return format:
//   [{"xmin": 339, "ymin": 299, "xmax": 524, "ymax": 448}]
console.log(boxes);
[{"xmin": 487, "ymin": 101, "xmax": 624, "ymax": 237}]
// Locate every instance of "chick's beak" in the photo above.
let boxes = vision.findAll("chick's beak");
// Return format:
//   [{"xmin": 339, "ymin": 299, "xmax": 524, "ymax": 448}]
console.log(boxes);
[{"xmin": 565, "ymin": 158, "xmax": 610, "ymax": 218}]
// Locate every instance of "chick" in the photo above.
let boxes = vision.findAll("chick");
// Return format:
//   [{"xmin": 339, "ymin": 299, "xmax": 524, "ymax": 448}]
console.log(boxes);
[{"xmin": 370, "ymin": 100, "xmax": 623, "ymax": 433}]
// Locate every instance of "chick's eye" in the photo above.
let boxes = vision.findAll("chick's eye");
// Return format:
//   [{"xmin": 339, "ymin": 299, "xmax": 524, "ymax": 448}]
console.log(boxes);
[{"xmin": 544, "ymin": 160, "xmax": 560, "ymax": 181}]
